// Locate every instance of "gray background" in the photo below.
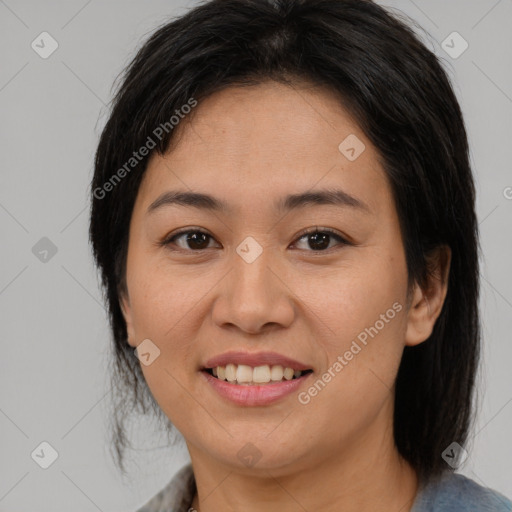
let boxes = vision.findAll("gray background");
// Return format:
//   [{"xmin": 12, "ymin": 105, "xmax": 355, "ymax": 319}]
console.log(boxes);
[{"xmin": 1, "ymin": 0, "xmax": 511, "ymax": 510}]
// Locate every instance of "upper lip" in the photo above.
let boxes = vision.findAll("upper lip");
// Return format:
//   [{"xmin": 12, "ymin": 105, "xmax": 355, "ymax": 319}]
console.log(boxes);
[{"xmin": 203, "ymin": 351, "xmax": 312, "ymax": 371}]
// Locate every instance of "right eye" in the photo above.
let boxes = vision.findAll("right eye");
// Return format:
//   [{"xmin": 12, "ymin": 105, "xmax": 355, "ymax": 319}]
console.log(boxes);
[{"xmin": 162, "ymin": 229, "xmax": 221, "ymax": 252}]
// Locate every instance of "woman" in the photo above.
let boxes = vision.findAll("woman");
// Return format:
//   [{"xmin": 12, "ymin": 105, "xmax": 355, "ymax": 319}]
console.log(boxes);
[{"xmin": 89, "ymin": 0, "xmax": 512, "ymax": 510}]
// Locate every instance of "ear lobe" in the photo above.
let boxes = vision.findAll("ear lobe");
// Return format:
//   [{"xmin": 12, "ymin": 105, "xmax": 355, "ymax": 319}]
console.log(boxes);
[
  {"xmin": 405, "ymin": 245, "xmax": 451, "ymax": 347},
  {"xmin": 120, "ymin": 294, "xmax": 137, "ymax": 348}
]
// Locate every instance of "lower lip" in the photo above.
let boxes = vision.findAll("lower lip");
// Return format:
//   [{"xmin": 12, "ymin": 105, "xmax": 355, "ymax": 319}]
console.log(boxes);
[{"xmin": 201, "ymin": 371, "xmax": 312, "ymax": 406}]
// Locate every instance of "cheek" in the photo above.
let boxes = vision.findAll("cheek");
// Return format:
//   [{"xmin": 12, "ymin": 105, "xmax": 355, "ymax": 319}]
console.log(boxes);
[
  {"xmin": 292, "ymin": 249, "xmax": 408, "ymax": 404},
  {"xmin": 127, "ymin": 259, "xmax": 212, "ymax": 393},
  {"xmin": 293, "ymin": 253, "xmax": 407, "ymax": 347},
  {"xmin": 128, "ymin": 267, "xmax": 205, "ymax": 422},
  {"xmin": 295, "ymin": 292, "xmax": 406, "ymax": 445},
  {"xmin": 127, "ymin": 248, "xmax": 200, "ymax": 336}
]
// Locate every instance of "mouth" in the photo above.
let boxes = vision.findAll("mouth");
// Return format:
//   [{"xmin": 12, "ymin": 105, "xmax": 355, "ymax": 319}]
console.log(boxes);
[
  {"xmin": 203, "ymin": 364, "xmax": 314, "ymax": 386},
  {"xmin": 200, "ymin": 351, "xmax": 314, "ymax": 405}
]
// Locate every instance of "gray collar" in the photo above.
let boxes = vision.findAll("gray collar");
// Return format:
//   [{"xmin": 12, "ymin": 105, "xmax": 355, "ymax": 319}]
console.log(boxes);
[{"xmin": 137, "ymin": 465, "xmax": 512, "ymax": 512}]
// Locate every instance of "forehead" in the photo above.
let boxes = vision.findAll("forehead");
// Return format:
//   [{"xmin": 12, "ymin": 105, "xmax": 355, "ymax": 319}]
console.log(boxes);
[
  {"xmin": 169, "ymin": 80, "xmax": 365, "ymax": 164},
  {"xmin": 137, "ymin": 80, "xmax": 392, "ymax": 217}
]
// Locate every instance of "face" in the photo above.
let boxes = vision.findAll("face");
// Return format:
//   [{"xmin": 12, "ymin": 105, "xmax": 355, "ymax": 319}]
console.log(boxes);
[{"xmin": 120, "ymin": 81, "xmax": 435, "ymax": 475}]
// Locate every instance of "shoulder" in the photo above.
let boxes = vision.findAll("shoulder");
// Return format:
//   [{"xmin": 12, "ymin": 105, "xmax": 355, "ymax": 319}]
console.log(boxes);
[
  {"xmin": 412, "ymin": 471, "xmax": 512, "ymax": 512},
  {"xmin": 135, "ymin": 463, "xmax": 196, "ymax": 512}
]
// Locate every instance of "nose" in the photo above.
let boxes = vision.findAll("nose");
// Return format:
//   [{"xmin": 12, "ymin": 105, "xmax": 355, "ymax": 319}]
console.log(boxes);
[{"xmin": 211, "ymin": 245, "xmax": 295, "ymax": 335}]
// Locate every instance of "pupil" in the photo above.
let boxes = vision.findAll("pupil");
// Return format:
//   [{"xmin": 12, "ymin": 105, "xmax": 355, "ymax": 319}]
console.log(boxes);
[
  {"xmin": 309, "ymin": 232, "xmax": 329, "ymax": 250},
  {"xmin": 187, "ymin": 231, "xmax": 209, "ymax": 249}
]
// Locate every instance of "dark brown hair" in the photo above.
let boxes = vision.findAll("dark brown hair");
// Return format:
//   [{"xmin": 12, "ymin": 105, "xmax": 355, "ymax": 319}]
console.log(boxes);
[{"xmin": 89, "ymin": 0, "xmax": 480, "ymax": 483}]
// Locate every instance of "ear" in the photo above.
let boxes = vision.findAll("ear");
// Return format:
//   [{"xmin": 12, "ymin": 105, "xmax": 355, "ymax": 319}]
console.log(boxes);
[
  {"xmin": 405, "ymin": 245, "xmax": 451, "ymax": 347},
  {"xmin": 119, "ymin": 292, "xmax": 137, "ymax": 348}
]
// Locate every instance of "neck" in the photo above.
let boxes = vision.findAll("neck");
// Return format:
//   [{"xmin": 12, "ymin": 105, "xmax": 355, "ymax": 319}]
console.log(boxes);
[{"xmin": 187, "ymin": 411, "xmax": 419, "ymax": 512}]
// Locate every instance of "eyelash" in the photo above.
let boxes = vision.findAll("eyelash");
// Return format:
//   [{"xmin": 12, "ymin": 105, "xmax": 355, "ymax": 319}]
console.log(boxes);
[{"xmin": 160, "ymin": 227, "xmax": 351, "ymax": 253}]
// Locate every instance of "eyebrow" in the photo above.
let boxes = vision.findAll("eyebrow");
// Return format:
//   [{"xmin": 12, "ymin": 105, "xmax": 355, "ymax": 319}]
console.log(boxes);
[{"xmin": 146, "ymin": 188, "xmax": 371, "ymax": 215}]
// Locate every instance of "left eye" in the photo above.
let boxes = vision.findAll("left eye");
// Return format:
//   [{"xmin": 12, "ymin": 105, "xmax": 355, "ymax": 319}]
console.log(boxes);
[
  {"xmin": 293, "ymin": 228, "xmax": 349, "ymax": 251},
  {"xmin": 163, "ymin": 228, "xmax": 349, "ymax": 252}
]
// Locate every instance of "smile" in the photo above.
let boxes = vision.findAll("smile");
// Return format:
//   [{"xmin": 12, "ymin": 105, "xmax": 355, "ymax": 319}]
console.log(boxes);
[{"xmin": 204, "ymin": 364, "xmax": 313, "ymax": 385}]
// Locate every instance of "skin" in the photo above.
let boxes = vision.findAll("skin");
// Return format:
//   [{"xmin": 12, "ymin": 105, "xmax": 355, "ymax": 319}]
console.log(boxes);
[{"xmin": 120, "ymin": 80, "xmax": 450, "ymax": 512}]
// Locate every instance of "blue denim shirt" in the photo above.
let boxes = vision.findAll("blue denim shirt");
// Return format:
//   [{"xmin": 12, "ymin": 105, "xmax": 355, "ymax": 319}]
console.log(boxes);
[
  {"xmin": 136, "ymin": 464, "xmax": 512, "ymax": 512},
  {"xmin": 411, "ymin": 471, "xmax": 512, "ymax": 512}
]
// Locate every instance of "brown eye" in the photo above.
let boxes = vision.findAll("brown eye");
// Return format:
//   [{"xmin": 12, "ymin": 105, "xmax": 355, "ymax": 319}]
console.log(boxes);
[
  {"xmin": 293, "ymin": 228, "xmax": 349, "ymax": 252},
  {"xmin": 165, "ymin": 230, "xmax": 218, "ymax": 251}
]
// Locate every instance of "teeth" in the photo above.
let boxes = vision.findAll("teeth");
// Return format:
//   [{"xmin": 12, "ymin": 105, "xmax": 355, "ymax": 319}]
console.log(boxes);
[
  {"xmin": 283, "ymin": 367, "xmax": 294, "ymax": 380},
  {"xmin": 270, "ymin": 365, "xmax": 284, "ymax": 381},
  {"xmin": 225, "ymin": 363, "xmax": 237, "ymax": 382},
  {"xmin": 210, "ymin": 364, "xmax": 306, "ymax": 385},
  {"xmin": 253, "ymin": 365, "xmax": 270, "ymax": 383},
  {"xmin": 236, "ymin": 364, "xmax": 253, "ymax": 383}
]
